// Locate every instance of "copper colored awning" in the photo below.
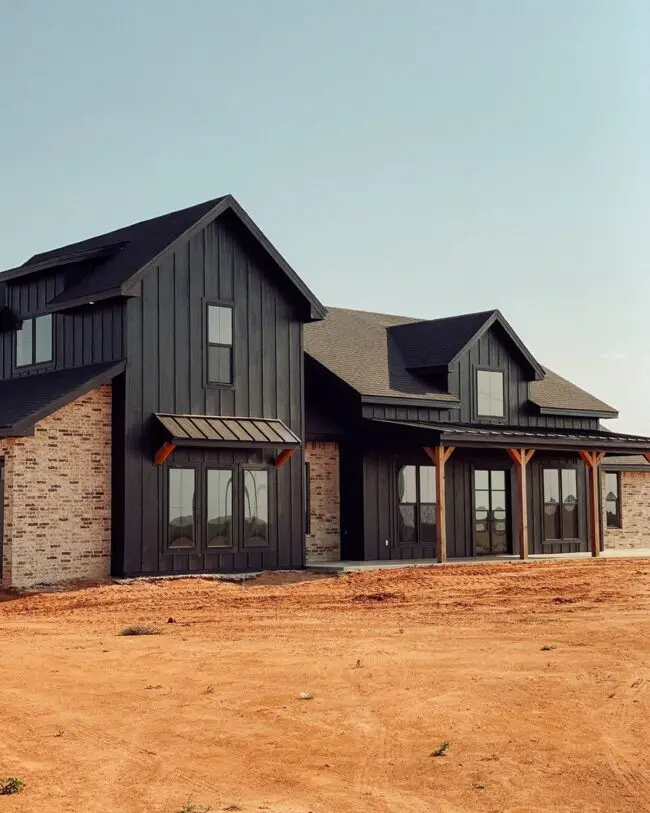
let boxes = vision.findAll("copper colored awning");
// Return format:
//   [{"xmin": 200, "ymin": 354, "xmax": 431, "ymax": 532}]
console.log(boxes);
[{"xmin": 154, "ymin": 413, "xmax": 301, "ymax": 449}]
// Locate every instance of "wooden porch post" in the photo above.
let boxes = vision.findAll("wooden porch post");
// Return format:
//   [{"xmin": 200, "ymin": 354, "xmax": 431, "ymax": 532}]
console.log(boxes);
[
  {"xmin": 579, "ymin": 450, "xmax": 605, "ymax": 557},
  {"xmin": 424, "ymin": 445, "xmax": 455, "ymax": 563},
  {"xmin": 507, "ymin": 448, "xmax": 535, "ymax": 560}
]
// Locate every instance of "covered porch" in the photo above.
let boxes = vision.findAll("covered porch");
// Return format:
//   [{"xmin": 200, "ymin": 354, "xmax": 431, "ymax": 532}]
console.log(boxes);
[{"xmin": 354, "ymin": 420, "xmax": 650, "ymax": 563}]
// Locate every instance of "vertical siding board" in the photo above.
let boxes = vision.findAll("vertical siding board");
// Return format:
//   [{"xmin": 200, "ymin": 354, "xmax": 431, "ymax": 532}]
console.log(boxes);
[
  {"xmin": 189, "ymin": 233, "xmax": 206, "ymax": 414},
  {"xmin": 140, "ymin": 269, "xmax": 159, "ymax": 572},
  {"xmin": 173, "ymin": 243, "xmax": 190, "ymax": 414}
]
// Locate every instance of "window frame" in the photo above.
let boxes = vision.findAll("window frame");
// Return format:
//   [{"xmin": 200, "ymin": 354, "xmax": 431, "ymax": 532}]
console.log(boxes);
[
  {"xmin": 242, "ymin": 465, "xmax": 271, "ymax": 549},
  {"xmin": 395, "ymin": 463, "xmax": 437, "ymax": 547},
  {"xmin": 542, "ymin": 466, "xmax": 580, "ymax": 541},
  {"xmin": 475, "ymin": 368, "xmax": 506, "ymax": 420},
  {"xmin": 14, "ymin": 312, "xmax": 55, "ymax": 372},
  {"xmin": 605, "ymin": 471, "xmax": 622, "ymax": 529},
  {"xmin": 204, "ymin": 299, "xmax": 235, "ymax": 388},
  {"xmin": 166, "ymin": 466, "xmax": 199, "ymax": 552},
  {"xmin": 205, "ymin": 466, "xmax": 236, "ymax": 550}
]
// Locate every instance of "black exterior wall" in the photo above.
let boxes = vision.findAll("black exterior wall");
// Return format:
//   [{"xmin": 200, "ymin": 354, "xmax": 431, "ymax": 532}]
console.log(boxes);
[{"xmin": 114, "ymin": 212, "xmax": 306, "ymax": 576}]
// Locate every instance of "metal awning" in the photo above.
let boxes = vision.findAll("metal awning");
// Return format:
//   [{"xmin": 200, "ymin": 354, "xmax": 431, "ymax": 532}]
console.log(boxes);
[
  {"xmin": 154, "ymin": 413, "xmax": 301, "ymax": 449},
  {"xmin": 367, "ymin": 418, "xmax": 650, "ymax": 455}
]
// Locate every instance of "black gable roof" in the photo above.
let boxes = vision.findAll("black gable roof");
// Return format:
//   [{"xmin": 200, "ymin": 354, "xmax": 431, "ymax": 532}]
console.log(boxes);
[
  {"xmin": 389, "ymin": 309, "xmax": 545, "ymax": 379},
  {"xmin": 1, "ymin": 196, "xmax": 326, "ymax": 319}
]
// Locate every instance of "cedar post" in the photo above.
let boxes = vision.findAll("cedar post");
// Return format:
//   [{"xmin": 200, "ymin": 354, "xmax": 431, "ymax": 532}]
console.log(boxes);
[
  {"xmin": 506, "ymin": 448, "xmax": 535, "ymax": 560},
  {"xmin": 579, "ymin": 450, "xmax": 605, "ymax": 557},
  {"xmin": 424, "ymin": 445, "xmax": 455, "ymax": 563}
]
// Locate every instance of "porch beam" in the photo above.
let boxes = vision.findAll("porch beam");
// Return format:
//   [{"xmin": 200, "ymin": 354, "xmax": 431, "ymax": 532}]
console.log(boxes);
[
  {"xmin": 507, "ymin": 447, "xmax": 535, "ymax": 560},
  {"xmin": 425, "ymin": 445, "xmax": 455, "ymax": 563},
  {"xmin": 580, "ymin": 449, "xmax": 604, "ymax": 557}
]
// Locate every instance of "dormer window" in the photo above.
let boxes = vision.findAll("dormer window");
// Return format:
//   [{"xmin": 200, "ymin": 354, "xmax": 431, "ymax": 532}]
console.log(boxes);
[
  {"xmin": 477, "ymin": 370, "xmax": 504, "ymax": 417},
  {"xmin": 16, "ymin": 314, "xmax": 53, "ymax": 368}
]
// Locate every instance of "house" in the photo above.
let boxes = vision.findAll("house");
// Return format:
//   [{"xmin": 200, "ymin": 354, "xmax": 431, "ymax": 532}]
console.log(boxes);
[{"xmin": 0, "ymin": 196, "xmax": 649, "ymax": 589}]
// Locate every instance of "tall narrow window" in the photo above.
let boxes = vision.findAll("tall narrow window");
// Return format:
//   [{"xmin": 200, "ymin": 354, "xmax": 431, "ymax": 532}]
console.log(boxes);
[
  {"xmin": 206, "ymin": 469, "xmax": 233, "ymax": 548},
  {"xmin": 207, "ymin": 304, "xmax": 233, "ymax": 384},
  {"xmin": 243, "ymin": 470, "xmax": 269, "ymax": 546},
  {"xmin": 16, "ymin": 314, "xmax": 53, "ymax": 368},
  {"xmin": 605, "ymin": 472, "xmax": 621, "ymax": 529},
  {"xmin": 477, "ymin": 370, "xmax": 504, "ymax": 417},
  {"xmin": 397, "ymin": 465, "xmax": 436, "ymax": 545},
  {"xmin": 168, "ymin": 469, "xmax": 196, "ymax": 548},
  {"xmin": 543, "ymin": 468, "xmax": 579, "ymax": 540}
]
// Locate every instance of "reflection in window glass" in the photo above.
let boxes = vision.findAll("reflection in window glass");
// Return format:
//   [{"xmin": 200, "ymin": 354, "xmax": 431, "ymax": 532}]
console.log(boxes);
[
  {"xmin": 605, "ymin": 472, "xmax": 621, "ymax": 529},
  {"xmin": 477, "ymin": 370, "xmax": 504, "ymax": 417},
  {"xmin": 16, "ymin": 319, "xmax": 33, "ymax": 367},
  {"xmin": 168, "ymin": 469, "xmax": 195, "ymax": 548},
  {"xmin": 243, "ymin": 470, "xmax": 269, "ymax": 546},
  {"xmin": 206, "ymin": 469, "xmax": 233, "ymax": 547},
  {"xmin": 397, "ymin": 465, "xmax": 436, "ymax": 546},
  {"xmin": 207, "ymin": 305, "xmax": 233, "ymax": 384},
  {"xmin": 544, "ymin": 468, "xmax": 580, "ymax": 540}
]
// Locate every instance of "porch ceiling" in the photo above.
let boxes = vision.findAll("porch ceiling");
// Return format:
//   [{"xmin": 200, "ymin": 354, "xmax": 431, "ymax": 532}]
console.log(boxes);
[{"xmin": 366, "ymin": 418, "xmax": 650, "ymax": 454}]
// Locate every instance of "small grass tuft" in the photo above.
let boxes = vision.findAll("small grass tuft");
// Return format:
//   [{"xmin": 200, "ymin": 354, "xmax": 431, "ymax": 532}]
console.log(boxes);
[
  {"xmin": 354, "ymin": 658, "xmax": 363, "ymax": 669},
  {"xmin": 119, "ymin": 624, "xmax": 159, "ymax": 637},
  {"xmin": 430, "ymin": 741, "xmax": 450, "ymax": 758},
  {"xmin": 205, "ymin": 684, "xmax": 215, "ymax": 694},
  {"xmin": 540, "ymin": 644, "xmax": 557, "ymax": 652},
  {"xmin": 0, "ymin": 777, "xmax": 25, "ymax": 795}
]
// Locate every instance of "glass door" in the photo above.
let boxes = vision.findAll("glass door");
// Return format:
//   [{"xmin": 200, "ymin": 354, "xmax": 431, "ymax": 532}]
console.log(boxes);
[{"xmin": 473, "ymin": 469, "xmax": 509, "ymax": 554}]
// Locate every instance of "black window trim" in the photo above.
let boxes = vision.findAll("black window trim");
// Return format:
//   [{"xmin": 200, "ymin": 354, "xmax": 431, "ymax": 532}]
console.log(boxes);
[
  {"xmin": 204, "ymin": 298, "xmax": 235, "ymax": 390},
  {"xmin": 14, "ymin": 311, "xmax": 55, "ymax": 373},
  {"xmin": 475, "ymin": 367, "xmax": 506, "ymax": 421},
  {"xmin": 542, "ymin": 466, "xmax": 580, "ymax": 542},
  {"xmin": 395, "ymin": 462, "xmax": 437, "ymax": 547},
  {"xmin": 165, "ymin": 465, "xmax": 199, "ymax": 553},
  {"xmin": 205, "ymin": 466, "xmax": 236, "ymax": 551},
  {"xmin": 605, "ymin": 471, "xmax": 622, "ymax": 530}
]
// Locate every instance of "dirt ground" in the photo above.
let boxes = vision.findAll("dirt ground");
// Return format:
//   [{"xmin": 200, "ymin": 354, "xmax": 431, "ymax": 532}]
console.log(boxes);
[{"xmin": 1, "ymin": 559, "xmax": 650, "ymax": 813}]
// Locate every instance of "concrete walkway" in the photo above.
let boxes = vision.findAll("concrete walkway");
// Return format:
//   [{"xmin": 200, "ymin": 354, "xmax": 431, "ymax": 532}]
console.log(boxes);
[{"xmin": 307, "ymin": 548, "xmax": 650, "ymax": 573}]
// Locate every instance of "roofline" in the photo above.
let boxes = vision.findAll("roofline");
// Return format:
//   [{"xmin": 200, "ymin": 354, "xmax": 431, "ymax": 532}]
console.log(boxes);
[
  {"xmin": 603, "ymin": 464, "xmax": 650, "ymax": 472},
  {"xmin": 46, "ymin": 288, "xmax": 129, "ymax": 313},
  {"xmin": 0, "ymin": 242, "xmax": 126, "ymax": 282},
  {"xmin": 0, "ymin": 361, "xmax": 125, "ymax": 437},
  {"xmin": 120, "ymin": 195, "xmax": 327, "ymax": 320},
  {"xmin": 361, "ymin": 394, "xmax": 461, "ymax": 409},
  {"xmin": 535, "ymin": 405, "xmax": 619, "ymax": 419},
  {"xmin": 448, "ymin": 310, "xmax": 545, "ymax": 380}
]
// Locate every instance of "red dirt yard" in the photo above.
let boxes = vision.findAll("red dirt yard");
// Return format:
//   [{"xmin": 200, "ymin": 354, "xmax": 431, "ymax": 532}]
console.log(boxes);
[{"xmin": 1, "ymin": 558, "xmax": 650, "ymax": 813}]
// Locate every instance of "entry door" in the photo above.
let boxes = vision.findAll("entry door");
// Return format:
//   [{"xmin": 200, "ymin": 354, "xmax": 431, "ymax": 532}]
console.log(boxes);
[{"xmin": 473, "ymin": 469, "xmax": 509, "ymax": 555}]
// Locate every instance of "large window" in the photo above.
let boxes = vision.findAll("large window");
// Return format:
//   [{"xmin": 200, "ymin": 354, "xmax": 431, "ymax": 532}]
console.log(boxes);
[
  {"xmin": 543, "ymin": 468, "xmax": 578, "ymax": 540},
  {"xmin": 206, "ymin": 469, "xmax": 233, "ymax": 547},
  {"xmin": 16, "ymin": 314, "xmax": 53, "ymax": 367},
  {"xmin": 477, "ymin": 370, "xmax": 504, "ymax": 417},
  {"xmin": 605, "ymin": 472, "xmax": 621, "ymax": 529},
  {"xmin": 168, "ymin": 469, "xmax": 196, "ymax": 549},
  {"xmin": 397, "ymin": 464, "xmax": 436, "ymax": 545},
  {"xmin": 243, "ymin": 470, "xmax": 269, "ymax": 546},
  {"xmin": 207, "ymin": 304, "xmax": 233, "ymax": 384}
]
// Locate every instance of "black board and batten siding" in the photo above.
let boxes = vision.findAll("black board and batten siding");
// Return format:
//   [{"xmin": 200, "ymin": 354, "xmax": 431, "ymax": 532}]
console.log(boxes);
[
  {"xmin": 116, "ymin": 213, "xmax": 305, "ymax": 576},
  {"xmin": 361, "ymin": 326, "xmax": 599, "ymax": 431},
  {"xmin": 0, "ymin": 272, "xmax": 124, "ymax": 380}
]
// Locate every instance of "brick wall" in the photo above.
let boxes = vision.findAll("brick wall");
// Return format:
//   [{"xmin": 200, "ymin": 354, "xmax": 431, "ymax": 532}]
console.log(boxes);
[
  {"xmin": 603, "ymin": 470, "xmax": 650, "ymax": 550},
  {"xmin": 305, "ymin": 441, "xmax": 340, "ymax": 563},
  {"xmin": 1, "ymin": 385, "xmax": 112, "ymax": 588}
]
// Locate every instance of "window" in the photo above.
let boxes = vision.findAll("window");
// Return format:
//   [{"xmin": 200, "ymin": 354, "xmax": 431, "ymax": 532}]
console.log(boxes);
[
  {"xmin": 243, "ymin": 470, "xmax": 269, "ymax": 546},
  {"xmin": 206, "ymin": 469, "xmax": 233, "ymax": 547},
  {"xmin": 543, "ymin": 468, "xmax": 578, "ymax": 540},
  {"xmin": 477, "ymin": 370, "xmax": 504, "ymax": 417},
  {"xmin": 397, "ymin": 464, "xmax": 436, "ymax": 545},
  {"xmin": 207, "ymin": 304, "xmax": 233, "ymax": 384},
  {"xmin": 16, "ymin": 314, "xmax": 53, "ymax": 367},
  {"xmin": 605, "ymin": 472, "xmax": 621, "ymax": 529},
  {"xmin": 168, "ymin": 469, "xmax": 196, "ymax": 549}
]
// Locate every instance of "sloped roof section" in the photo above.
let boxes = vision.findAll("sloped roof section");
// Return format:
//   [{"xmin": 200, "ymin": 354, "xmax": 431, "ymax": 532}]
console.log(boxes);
[
  {"xmin": 0, "ymin": 361, "xmax": 125, "ymax": 437},
  {"xmin": 1, "ymin": 196, "xmax": 326, "ymax": 319},
  {"xmin": 304, "ymin": 306, "xmax": 618, "ymax": 415},
  {"xmin": 155, "ymin": 414, "xmax": 300, "ymax": 448},
  {"xmin": 529, "ymin": 369, "xmax": 617, "ymax": 416}
]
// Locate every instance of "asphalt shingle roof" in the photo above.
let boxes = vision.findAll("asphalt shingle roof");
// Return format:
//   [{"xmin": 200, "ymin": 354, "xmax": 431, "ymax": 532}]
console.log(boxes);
[{"xmin": 304, "ymin": 306, "xmax": 618, "ymax": 414}]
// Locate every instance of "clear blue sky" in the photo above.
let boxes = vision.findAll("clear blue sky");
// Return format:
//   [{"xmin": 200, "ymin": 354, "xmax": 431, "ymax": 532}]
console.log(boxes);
[{"xmin": 1, "ymin": 0, "xmax": 648, "ymax": 432}]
